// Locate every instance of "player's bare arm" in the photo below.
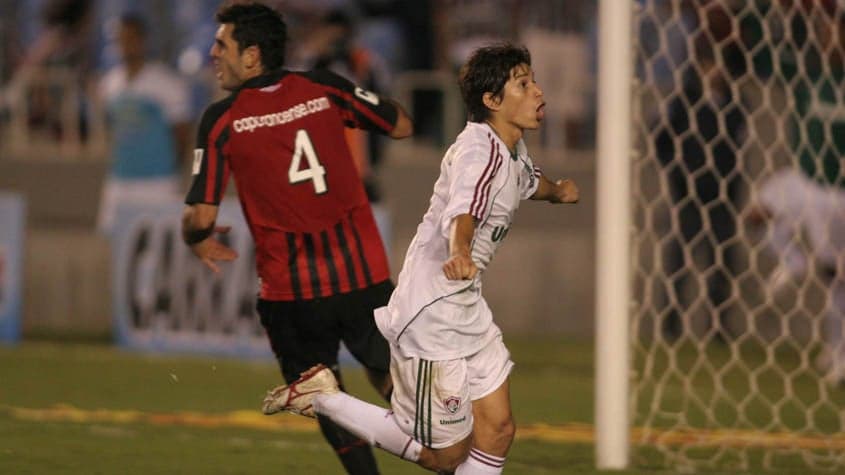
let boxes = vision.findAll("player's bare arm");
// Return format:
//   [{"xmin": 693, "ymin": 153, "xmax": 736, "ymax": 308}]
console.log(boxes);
[
  {"xmin": 531, "ymin": 174, "xmax": 579, "ymax": 204},
  {"xmin": 182, "ymin": 203, "xmax": 237, "ymax": 274},
  {"xmin": 443, "ymin": 213, "xmax": 478, "ymax": 280},
  {"xmin": 387, "ymin": 99, "xmax": 414, "ymax": 139}
]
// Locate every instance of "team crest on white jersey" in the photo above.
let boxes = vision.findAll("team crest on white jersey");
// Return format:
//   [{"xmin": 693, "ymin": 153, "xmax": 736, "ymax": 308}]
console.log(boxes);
[{"xmin": 444, "ymin": 396, "xmax": 461, "ymax": 414}]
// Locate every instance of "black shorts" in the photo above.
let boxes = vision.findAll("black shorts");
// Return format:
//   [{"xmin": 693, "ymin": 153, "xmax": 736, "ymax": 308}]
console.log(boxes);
[{"xmin": 257, "ymin": 280, "xmax": 393, "ymax": 384}]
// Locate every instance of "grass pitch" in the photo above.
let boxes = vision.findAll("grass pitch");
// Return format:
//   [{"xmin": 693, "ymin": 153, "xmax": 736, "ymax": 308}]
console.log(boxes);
[{"xmin": 0, "ymin": 337, "xmax": 837, "ymax": 474}]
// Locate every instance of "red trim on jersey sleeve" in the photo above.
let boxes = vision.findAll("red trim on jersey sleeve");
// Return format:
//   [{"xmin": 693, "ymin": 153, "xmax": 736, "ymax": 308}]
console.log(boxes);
[
  {"xmin": 323, "ymin": 85, "xmax": 394, "ymax": 133},
  {"xmin": 470, "ymin": 138, "xmax": 502, "ymax": 220},
  {"xmin": 205, "ymin": 148, "xmax": 217, "ymax": 202},
  {"xmin": 470, "ymin": 137, "xmax": 495, "ymax": 218},
  {"xmin": 479, "ymin": 146, "xmax": 504, "ymax": 219},
  {"xmin": 222, "ymin": 166, "xmax": 231, "ymax": 198},
  {"xmin": 204, "ymin": 111, "xmax": 231, "ymax": 203}
]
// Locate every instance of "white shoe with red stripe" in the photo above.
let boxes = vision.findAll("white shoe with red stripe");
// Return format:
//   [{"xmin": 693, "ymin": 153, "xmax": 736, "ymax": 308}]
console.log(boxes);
[{"xmin": 262, "ymin": 364, "xmax": 339, "ymax": 417}]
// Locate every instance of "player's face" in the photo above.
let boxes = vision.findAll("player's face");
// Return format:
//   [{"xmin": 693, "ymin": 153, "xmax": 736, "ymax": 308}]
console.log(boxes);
[
  {"xmin": 497, "ymin": 64, "xmax": 545, "ymax": 130},
  {"xmin": 117, "ymin": 24, "xmax": 144, "ymax": 63},
  {"xmin": 210, "ymin": 24, "xmax": 249, "ymax": 91}
]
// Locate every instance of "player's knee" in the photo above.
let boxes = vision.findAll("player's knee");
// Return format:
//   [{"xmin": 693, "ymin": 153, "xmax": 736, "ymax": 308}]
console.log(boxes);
[
  {"xmin": 490, "ymin": 418, "xmax": 516, "ymax": 444},
  {"xmin": 499, "ymin": 417, "xmax": 516, "ymax": 443},
  {"xmin": 481, "ymin": 415, "xmax": 516, "ymax": 447},
  {"xmin": 418, "ymin": 436, "xmax": 472, "ymax": 472}
]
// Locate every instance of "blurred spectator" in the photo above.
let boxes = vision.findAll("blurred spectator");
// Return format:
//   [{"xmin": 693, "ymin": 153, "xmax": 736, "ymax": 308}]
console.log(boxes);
[
  {"xmin": 438, "ymin": 0, "xmax": 513, "ymax": 70},
  {"xmin": 1, "ymin": 0, "xmax": 94, "ymax": 140},
  {"xmin": 355, "ymin": 0, "xmax": 418, "ymax": 71},
  {"xmin": 96, "ymin": 13, "xmax": 190, "ymax": 235},
  {"xmin": 632, "ymin": 1, "xmax": 697, "ymax": 121},
  {"xmin": 751, "ymin": 2, "xmax": 845, "ymax": 382}
]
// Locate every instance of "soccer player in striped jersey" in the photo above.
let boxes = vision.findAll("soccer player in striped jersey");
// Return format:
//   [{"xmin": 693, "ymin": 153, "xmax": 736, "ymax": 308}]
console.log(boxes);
[
  {"xmin": 263, "ymin": 44, "xmax": 579, "ymax": 474},
  {"xmin": 180, "ymin": 3, "xmax": 412, "ymax": 474}
]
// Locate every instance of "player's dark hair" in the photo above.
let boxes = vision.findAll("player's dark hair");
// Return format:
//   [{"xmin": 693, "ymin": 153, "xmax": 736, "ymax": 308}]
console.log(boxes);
[
  {"xmin": 216, "ymin": 2, "xmax": 287, "ymax": 71},
  {"xmin": 43, "ymin": 0, "xmax": 91, "ymax": 29},
  {"xmin": 458, "ymin": 43, "xmax": 531, "ymax": 122},
  {"xmin": 119, "ymin": 12, "xmax": 148, "ymax": 37}
]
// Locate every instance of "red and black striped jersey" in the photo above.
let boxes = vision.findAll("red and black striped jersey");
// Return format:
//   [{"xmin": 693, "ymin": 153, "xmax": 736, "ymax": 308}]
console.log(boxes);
[{"xmin": 186, "ymin": 69, "xmax": 397, "ymax": 301}]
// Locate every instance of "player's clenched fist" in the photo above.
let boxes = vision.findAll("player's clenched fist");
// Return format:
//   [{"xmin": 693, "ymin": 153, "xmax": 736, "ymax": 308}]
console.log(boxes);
[
  {"xmin": 553, "ymin": 178, "xmax": 579, "ymax": 204},
  {"xmin": 443, "ymin": 253, "xmax": 478, "ymax": 280}
]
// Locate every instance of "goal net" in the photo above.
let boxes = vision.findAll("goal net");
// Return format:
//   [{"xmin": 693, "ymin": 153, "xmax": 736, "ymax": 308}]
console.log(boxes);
[{"xmin": 630, "ymin": 0, "xmax": 845, "ymax": 471}]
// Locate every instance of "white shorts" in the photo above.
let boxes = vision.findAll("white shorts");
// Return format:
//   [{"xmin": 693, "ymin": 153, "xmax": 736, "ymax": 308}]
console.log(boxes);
[
  {"xmin": 97, "ymin": 176, "xmax": 181, "ymax": 236},
  {"xmin": 388, "ymin": 335, "xmax": 514, "ymax": 449}
]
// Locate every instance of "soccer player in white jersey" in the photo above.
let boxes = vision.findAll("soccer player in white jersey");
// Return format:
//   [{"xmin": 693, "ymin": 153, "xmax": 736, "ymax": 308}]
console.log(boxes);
[{"xmin": 262, "ymin": 43, "xmax": 579, "ymax": 473}]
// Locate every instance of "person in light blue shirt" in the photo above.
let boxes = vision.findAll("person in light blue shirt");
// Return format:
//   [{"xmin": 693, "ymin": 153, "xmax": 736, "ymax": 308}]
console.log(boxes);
[{"xmin": 97, "ymin": 13, "xmax": 190, "ymax": 234}]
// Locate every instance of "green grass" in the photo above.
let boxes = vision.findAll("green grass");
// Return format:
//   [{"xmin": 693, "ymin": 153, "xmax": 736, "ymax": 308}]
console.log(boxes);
[
  {"xmin": 1, "ymin": 337, "xmax": 598, "ymax": 474},
  {"xmin": 0, "ymin": 337, "xmax": 841, "ymax": 474}
]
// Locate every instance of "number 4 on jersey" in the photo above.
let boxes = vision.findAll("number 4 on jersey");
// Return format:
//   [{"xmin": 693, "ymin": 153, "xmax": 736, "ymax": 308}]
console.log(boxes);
[{"xmin": 289, "ymin": 129, "xmax": 327, "ymax": 194}]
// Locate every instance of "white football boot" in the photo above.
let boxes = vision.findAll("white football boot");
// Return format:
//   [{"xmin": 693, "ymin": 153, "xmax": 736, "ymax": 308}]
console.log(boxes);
[{"xmin": 262, "ymin": 364, "xmax": 340, "ymax": 417}]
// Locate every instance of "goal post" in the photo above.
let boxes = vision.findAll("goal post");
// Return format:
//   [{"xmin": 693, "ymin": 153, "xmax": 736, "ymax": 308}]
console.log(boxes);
[
  {"xmin": 612, "ymin": 0, "xmax": 845, "ymax": 472},
  {"xmin": 595, "ymin": 0, "xmax": 633, "ymax": 470}
]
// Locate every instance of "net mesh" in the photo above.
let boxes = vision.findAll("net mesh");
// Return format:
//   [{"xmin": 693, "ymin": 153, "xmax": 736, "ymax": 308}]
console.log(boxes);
[{"xmin": 631, "ymin": 0, "xmax": 845, "ymax": 471}]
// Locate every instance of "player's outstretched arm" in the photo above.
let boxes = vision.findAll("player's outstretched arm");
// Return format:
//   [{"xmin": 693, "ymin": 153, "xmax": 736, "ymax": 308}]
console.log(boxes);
[
  {"xmin": 182, "ymin": 203, "xmax": 238, "ymax": 274},
  {"xmin": 531, "ymin": 174, "xmax": 579, "ymax": 204},
  {"xmin": 443, "ymin": 213, "xmax": 478, "ymax": 280}
]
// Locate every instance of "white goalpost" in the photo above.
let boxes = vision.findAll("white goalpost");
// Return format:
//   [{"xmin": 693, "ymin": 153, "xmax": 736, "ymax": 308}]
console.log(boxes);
[
  {"xmin": 595, "ymin": 0, "xmax": 633, "ymax": 470},
  {"xmin": 598, "ymin": 0, "xmax": 845, "ymax": 471}
]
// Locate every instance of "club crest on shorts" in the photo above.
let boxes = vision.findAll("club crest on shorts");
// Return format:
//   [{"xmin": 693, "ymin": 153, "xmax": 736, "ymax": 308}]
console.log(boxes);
[{"xmin": 444, "ymin": 396, "xmax": 461, "ymax": 414}]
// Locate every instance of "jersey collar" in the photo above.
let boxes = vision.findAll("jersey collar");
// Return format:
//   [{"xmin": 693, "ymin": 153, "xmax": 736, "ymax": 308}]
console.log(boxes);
[
  {"xmin": 239, "ymin": 69, "xmax": 289, "ymax": 90},
  {"xmin": 475, "ymin": 121, "xmax": 526, "ymax": 161}
]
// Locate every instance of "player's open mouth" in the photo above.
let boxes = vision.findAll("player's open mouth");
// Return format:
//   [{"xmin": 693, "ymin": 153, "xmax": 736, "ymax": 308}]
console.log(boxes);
[{"xmin": 537, "ymin": 102, "xmax": 546, "ymax": 120}]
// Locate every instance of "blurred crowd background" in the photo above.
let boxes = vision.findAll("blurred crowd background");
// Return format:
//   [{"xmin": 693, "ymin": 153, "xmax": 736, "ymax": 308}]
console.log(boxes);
[
  {"xmin": 0, "ymin": 0, "xmax": 598, "ymax": 342},
  {"xmin": 0, "ymin": 0, "xmax": 597, "ymax": 156}
]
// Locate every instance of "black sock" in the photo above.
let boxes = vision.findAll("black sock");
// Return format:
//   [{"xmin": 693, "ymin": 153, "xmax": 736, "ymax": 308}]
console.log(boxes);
[{"xmin": 317, "ymin": 414, "xmax": 380, "ymax": 475}]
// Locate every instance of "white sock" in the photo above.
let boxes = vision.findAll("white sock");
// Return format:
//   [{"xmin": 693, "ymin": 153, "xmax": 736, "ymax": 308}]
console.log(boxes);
[
  {"xmin": 768, "ymin": 219, "xmax": 808, "ymax": 275},
  {"xmin": 826, "ymin": 277, "xmax": 845, "ymax": 359},
  {"xmin": 455, "ymin": 448, "xmax": 506, "ymax": 474},
  {"xmin": 312, "ymin": 392, "xmax": 422, "ymax": 462}
]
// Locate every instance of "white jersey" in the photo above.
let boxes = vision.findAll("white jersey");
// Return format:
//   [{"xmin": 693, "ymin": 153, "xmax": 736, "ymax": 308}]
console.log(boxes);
[{"xmin": 375, "ymin": 122, "xmax": 541, "ymax": 359}]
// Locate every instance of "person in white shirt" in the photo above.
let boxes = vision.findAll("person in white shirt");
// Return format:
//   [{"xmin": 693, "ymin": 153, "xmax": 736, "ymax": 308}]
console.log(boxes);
[{"xmin": 262, "ymin": 43, "xmax": 579, "ymax": 474}]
